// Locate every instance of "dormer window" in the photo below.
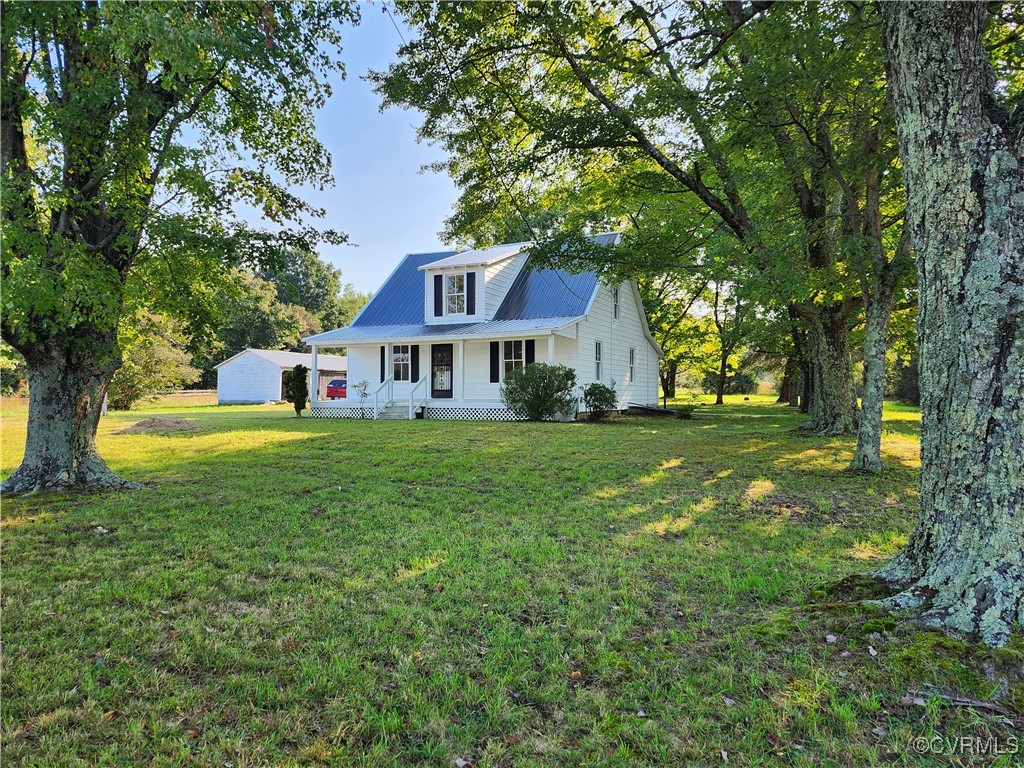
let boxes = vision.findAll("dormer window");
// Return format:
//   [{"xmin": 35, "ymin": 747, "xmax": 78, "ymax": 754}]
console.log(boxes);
[{"xmin": 446, "ymin": 273, "xmax": 466, "ymax": 314}]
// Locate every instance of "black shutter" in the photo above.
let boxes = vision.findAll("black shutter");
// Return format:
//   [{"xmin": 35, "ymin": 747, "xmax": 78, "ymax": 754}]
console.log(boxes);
[
  {"xmin": 490, "ymin": 341, "xmax": 500, "ymax": 383},
  {"xmin": 466, "ymin": 271, "xmax": 476, "ymax": 315},
  {"xmin": 433, "ymin": 274, "xmax": 443, "ymax": 316},
  {"xmin": 411, "ymin": 345, "xmax": 420, "ymax": 382},
  {"xmin": 525, "ymin": 339, "xmax": 535, "ymax": 365},
  {"xmin": 380, "ymin": 345, "xmax": 386, "ymax": 382}
]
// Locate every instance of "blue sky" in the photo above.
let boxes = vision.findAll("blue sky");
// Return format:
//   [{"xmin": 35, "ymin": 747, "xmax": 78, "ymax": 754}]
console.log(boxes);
[{"xmin": 296, "ymin": 7, "xmax": 459, "ymax": 292}]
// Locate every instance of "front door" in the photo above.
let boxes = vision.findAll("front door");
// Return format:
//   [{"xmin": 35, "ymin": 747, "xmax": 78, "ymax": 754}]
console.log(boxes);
[{"xmin": 431, "ymin": 343, "xmax": 454, "ymax": 398}]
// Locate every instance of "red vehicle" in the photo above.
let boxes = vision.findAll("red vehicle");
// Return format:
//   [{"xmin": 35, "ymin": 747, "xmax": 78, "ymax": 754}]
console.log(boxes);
[{"xmin": 326, "ymin": 378, "xmax": 347, "ymax": 399}]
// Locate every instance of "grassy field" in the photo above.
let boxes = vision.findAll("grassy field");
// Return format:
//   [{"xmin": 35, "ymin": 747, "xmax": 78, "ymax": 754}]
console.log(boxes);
[{"xmin": 2, "ymin": 396, "xmax": 1021, "ymax": 766}]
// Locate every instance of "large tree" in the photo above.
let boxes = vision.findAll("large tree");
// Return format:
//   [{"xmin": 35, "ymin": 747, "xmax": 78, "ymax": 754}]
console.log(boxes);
[
  {"xmin": 374, "ymin": 1, "xmax": 912, "ymax": 469},
  {"xmin": 1, "ymin": 1, "xmax": 353, "ymax": 494},
  {"xmin": 875, "ymin": 2, "xmax": 1022, "ymax": 645}
]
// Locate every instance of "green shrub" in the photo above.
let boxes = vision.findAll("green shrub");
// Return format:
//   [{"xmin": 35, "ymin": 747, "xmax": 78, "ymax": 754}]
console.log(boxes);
[
  {"xmin": 283, "ymin": 364, "xmax": 309, "ymax": 417},
  {"xmin": 582, "ymin": 382, "xmax": 617, "ymax": 421},
  {"xmin": 500, "ymin": 363, "xmax": 578, "ymax": 421},
  {"xmin": 675, "ymin": 404, "xmax": 696, "ymax": 420}
]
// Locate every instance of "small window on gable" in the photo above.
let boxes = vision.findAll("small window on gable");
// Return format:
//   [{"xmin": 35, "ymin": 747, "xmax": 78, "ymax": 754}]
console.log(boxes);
[
  {"xmin": 503, "ymin": 340, "xmax": 524, "ymax": 376},
  {"xmin": 629, "ymin": 347, "xmax": 636, "ymax": 382},
  {"xmin": 613, "ymin": 287, "xmax": 620, "ymax": 320},
  {"xmin": 445, "ymin": 273, "xmax": 465, "ymax": 315},
  {"xmin": 595, "ymin": 341, "xmax": 602, "ymax": 380},
  {"xmin": 393, "ymin": 344, "xmax": 410, "ymax": 382}
]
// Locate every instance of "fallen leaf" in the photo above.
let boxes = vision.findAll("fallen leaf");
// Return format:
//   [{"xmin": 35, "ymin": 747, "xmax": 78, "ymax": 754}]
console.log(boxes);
[
  {"xmin": 723, "ymin": 697, "xmax": 736, "ymax": 707},
  {"xmin": 825, "ymin": 634, "xmax": 837, "ymax": 644},
  {"xmin": 569, "ymin": 670, "xmax": 582, "ymax": 681},
  {"xmin": 720, "ymin": 749, "xmax": 729, "ymax": 763}
]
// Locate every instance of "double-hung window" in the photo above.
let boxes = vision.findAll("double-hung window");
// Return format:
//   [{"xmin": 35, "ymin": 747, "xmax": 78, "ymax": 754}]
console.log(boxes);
[
  {"xmin": 503, "ymin": 340, "xmax": 524, "ymax": 376},
  {"xmin": 445, "ymin": 273, "xmax": 466, "ymax": 315},
  {"xmin": 392, "ymin": 344, "xmax": 410, "ymax": 382},
  {"xmin": 595, "ymin": 341, "xmax": 603, "ymax": 380},
  {"xmin": 629, "ymin": 347, "xmax": 636, "ymax": 382}
]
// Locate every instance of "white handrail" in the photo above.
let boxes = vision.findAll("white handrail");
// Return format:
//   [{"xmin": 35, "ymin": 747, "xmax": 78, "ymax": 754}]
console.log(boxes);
[
  {"xmin": 372, "ymin": 375, "xmax": 394, "ymax": 419},
  {"xmin": 408, "ymin": 374, "xmax": 428, "ymax": 420}
]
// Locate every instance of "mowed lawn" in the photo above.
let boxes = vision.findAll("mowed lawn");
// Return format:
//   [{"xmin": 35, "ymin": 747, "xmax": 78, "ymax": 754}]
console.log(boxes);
[{"xmin": 2, "ymin": 397, "xmax": 1021, "ymax": 767}]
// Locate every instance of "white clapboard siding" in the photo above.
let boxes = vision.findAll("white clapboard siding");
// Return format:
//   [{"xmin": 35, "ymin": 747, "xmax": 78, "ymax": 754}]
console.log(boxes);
[
  {"xmin": 483, "ymin": 252, "xmax": 530, "ymax": 320},
  {"xmin": 575, "ymin": 283, "xmax": 659, "ymax": 409}
]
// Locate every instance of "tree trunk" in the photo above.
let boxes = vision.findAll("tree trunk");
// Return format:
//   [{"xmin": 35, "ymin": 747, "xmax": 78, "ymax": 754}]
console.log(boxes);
[
  {"xmin": 803, "ymin": 306, "xmax": 859, "ymax": 435},
  {"xmin": 715, "ymin": 353, "xmax": 728, "ymax": 405},
  {"xmin": 799, "ymin": 360, "xmax": 812, "ymax": 413},
  {"xmin": 876, "ymin": 2, "xmax": 1023, "ymax": 646},
  {"xmin": 660, "ymin": 360, "xmax": 678, "ymax": 402},
  {"xmin": 777, "ymin": 358, "xmax": 793, "ymax": 404},
  {"xmin": 2, "ymin": 337, "xmax": 141, "ymax": 495},
  {"xmin": 850, "ymin": 282, "xmax": 897, "ymax": 471}
]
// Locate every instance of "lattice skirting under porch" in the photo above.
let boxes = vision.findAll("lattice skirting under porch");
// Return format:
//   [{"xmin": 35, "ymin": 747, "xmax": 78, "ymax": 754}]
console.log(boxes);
[
  {"xmin": 309, "ymin": 406, "xmax": 370, "ymax": 418},
  {"xmin": 424, "ymin": 406, "xmax": 519, "ymax": 421}
]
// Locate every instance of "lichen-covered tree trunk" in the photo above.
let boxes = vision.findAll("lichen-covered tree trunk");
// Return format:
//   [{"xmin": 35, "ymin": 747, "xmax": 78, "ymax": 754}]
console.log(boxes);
[
  {"xmin": 851, "ymin": 283, "xmax": 897, "ymax": 471},
  {"xmin": 1, "ymin": 336, "xmax": 140, "ymax": 495},
  {"xmin": 877, "ymin": 2, "xmax": 1023, "ymax": 646},
  {"xmin": 803, "ymin": 308, "xmax": 859, "ymax": 435}
]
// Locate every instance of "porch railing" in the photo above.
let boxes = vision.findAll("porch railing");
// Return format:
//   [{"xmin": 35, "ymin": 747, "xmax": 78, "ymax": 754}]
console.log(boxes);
[
  {"xmin": 409, "ymin": 374, "xmax": 428, "ymax": 420},
  {"xmin": 372, "ymin": 375, "xmax": 394, "ymax": 419}
]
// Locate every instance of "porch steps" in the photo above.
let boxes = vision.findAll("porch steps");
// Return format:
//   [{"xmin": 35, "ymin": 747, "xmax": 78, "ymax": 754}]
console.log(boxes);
[{"xmin": 377, "ymin": 404, "xmax": 414, "ymax": 420}]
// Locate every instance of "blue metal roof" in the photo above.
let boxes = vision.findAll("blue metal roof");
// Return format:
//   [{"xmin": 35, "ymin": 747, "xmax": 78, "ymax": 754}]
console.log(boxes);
[
  {"xmin": 305, "ymin": 234, "xmax": 624, "ymax": 345},
  {"xmin": 351, "ymin": 251, "xmax": 457, "ymax": 327},
  {"xmin": 490, "ymin": 233, "xmax": 617, "ymax": 320},
  {"xmin": 493, "ymin": 267, "xmax": 598, "ymax": 320}
]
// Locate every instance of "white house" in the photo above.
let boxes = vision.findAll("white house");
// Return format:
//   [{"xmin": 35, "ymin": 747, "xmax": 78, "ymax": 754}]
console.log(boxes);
[
  {"xmin": 304, "ymin": 233, "xmax": 662, "ymax": 419},
  {"xmin": 215, "ymin": 348, "xmax": 347, "ymax": 405}
]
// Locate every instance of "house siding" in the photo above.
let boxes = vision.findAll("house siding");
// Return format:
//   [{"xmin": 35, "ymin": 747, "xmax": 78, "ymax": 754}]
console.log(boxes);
[
  {"xmin": 483, "ymin": 252, "xmax": 530, "ymax": 320},
  {"xmin": 575, "ymin": 283, "xmax": 659, "ymax": 409},
  {"xmin": 217, "ymin": 353, "xmax": 283, "ymax": 404},
  {"xmin": 422, "ymin": 268, "xmax": 485, "ymax": 326}
]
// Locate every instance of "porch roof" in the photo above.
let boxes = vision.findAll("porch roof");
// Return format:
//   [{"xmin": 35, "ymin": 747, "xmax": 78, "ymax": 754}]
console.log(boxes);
[{"xmin": 305, "ymin": 316, "xmax": 582, "ymax": 346}]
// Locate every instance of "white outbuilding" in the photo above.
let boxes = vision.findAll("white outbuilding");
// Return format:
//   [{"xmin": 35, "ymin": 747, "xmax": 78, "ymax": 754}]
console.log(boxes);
[{"xmin": 214, "ymin": 348, "xmax": 347, "ymax": 405}]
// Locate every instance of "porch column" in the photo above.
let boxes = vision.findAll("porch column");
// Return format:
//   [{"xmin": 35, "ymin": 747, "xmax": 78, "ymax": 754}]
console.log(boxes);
[
  {"xmin": 547, "ymin": 334, "xmax": 555, "ymax": 364},
  {"xmin": 311, "ymin": 345, "xmax": 319, "ymax": 405},
  {"xmin": 458, "ymin": 339, "xmax": 466, "ymax": 401}
]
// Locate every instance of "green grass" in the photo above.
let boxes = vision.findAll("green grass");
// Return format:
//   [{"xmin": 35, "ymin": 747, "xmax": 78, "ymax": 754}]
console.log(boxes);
[{"xmin": 2, "ymin": 396, "xmax": 1021, "ymax": 766}]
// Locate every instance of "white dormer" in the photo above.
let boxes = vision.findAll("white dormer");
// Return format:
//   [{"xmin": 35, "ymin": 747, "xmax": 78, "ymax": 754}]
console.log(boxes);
[{"xmin": 420, "ymin": 242, "xmax": 531, "ymax": 325}]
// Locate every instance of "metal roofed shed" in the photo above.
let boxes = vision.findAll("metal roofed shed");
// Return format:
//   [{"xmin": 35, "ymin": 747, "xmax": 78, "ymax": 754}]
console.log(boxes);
[{"xmin": 214, "ymin": 348, "xmax": 347, "ymax": 405}]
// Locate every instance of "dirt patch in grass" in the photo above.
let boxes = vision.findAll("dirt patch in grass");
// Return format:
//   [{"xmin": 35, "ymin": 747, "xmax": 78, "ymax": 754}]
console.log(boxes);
[{"xmin": 113, "ymin": 417, "xmax": 202, "ymax": 435}]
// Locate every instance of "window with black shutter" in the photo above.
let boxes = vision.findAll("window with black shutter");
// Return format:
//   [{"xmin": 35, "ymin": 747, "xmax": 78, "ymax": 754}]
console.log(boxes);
[
  {"xmin": 490, "ymin": 341, "xmax": 500, "ymax": 383},
  {"xmin": 433, "ymin": 274, "xmax": 443, "ymax": 317}
]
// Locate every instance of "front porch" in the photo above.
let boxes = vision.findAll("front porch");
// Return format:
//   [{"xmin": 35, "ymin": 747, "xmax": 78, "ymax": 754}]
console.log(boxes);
[{"xmin": 308, "ymin": 335, "xmax": 570, "ymax": 420}]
